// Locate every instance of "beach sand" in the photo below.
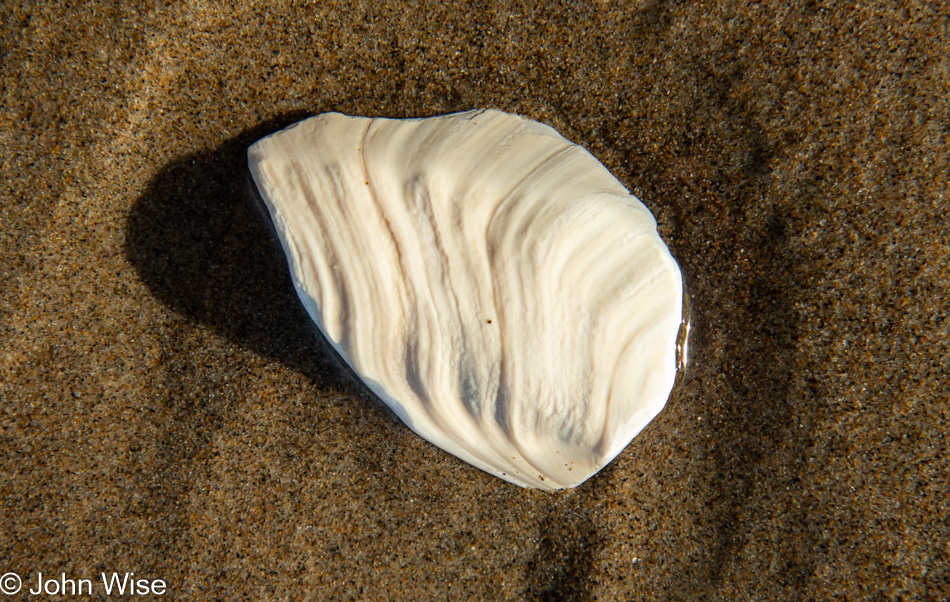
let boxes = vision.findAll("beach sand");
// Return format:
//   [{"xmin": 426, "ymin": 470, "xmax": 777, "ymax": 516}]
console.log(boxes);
[{"xmin": 1, "ymin": 1, "xmax": 947, "ymax": 598}]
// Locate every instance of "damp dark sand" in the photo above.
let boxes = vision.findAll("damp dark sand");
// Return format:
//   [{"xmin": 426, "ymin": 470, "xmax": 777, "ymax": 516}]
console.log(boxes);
[{"xmin": 1, "ymin": 2, "xmax": 947, "ymax": 599}]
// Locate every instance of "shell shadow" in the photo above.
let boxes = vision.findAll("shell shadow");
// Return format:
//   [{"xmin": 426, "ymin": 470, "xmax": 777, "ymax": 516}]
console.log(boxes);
[{"xmin": 124, "ymin": 112, "xmax": 378, "ymax": 399}]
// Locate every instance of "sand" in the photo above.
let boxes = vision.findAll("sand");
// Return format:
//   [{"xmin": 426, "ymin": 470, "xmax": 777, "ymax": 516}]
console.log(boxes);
[{"xmin": 1, "ymin": 1, "xmax": 947, "ymax": 599}]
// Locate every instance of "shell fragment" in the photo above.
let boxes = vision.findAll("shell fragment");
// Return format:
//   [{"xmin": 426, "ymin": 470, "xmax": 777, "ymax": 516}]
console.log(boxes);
[{"xmin": 248, "ymin": 109, "xmax": 684, "ymax": 489}]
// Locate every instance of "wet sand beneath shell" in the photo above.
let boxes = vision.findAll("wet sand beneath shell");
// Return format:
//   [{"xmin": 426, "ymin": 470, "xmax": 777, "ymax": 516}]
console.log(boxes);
[{"xmin": 2, "ymin": 2, "xmax": 947, "ymax": 599}]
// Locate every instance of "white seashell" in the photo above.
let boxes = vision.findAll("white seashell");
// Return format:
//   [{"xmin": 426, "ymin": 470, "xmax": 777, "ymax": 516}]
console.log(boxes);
[{"xmin": 248, "ymin": 109, "xmax": 684, "ymax": 490}]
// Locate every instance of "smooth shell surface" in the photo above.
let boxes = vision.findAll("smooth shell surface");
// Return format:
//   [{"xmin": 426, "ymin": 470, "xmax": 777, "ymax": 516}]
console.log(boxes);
[{"xmin": 248, "ymin": 109, "xmax": 683, "ymax": 490}]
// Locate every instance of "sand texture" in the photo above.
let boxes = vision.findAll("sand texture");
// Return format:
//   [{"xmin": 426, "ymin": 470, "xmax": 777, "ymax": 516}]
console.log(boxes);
[{"xmin": 1, "ymin": 1, "xmax": 947, "ymax": 599}]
